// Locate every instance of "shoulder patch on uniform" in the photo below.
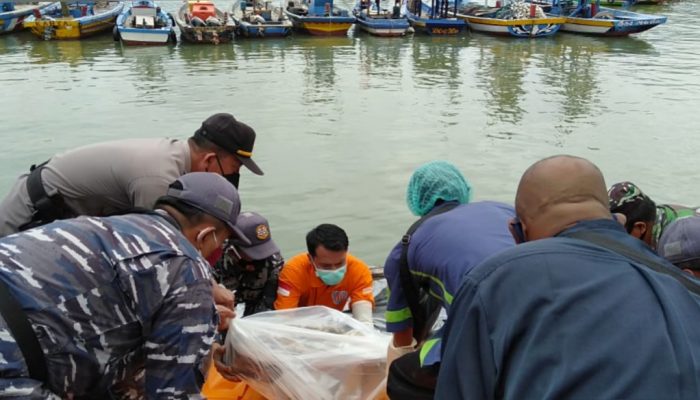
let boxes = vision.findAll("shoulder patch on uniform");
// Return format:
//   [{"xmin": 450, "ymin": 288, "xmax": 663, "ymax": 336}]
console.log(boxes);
[{"xmin": 277, "ymin": 281, "xmax": 291, "ymax": 297}]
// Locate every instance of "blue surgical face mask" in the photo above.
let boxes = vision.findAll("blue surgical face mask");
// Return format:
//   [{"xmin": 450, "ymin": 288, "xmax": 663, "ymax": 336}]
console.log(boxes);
[{"xmin": 314, "ymin": 264, "xmax": 347, "ymax": 286}]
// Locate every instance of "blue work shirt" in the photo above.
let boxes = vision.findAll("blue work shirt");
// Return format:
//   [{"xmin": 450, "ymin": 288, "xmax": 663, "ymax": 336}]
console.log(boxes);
[
  {"xmin": 0, "ymin": 212, "xmax": 217, "ymax": 399},
  {"xmin": 436, "ymin": 219, "xmax": 700, "ymax": 399},
  {"xmin": 383, "ymin": 201, "xmax": 515, "ymax": 365}
]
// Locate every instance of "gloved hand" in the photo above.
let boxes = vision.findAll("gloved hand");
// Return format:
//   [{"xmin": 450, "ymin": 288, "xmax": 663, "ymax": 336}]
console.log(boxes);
[{"xmin": 386, "ymin": 338, "xmax": 417, "ymax": 375}]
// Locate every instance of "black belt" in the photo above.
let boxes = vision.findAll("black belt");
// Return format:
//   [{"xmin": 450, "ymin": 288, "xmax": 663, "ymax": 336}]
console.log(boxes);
[
  {"xmin": 0, "ymin": 277, "xmax": 48, "ymax": 381},
  {"xmin": 20, "ymin": 161, "xmax": 74, "ymax": 231}
]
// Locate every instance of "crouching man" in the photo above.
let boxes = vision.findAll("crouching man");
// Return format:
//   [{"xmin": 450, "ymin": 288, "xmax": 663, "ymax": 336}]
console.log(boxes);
[
  {"xmin": 0, "ymin": 172, "xmax": 249, "ymax": 399},
  {"xmin": 274, "ymin": 224, "xmax": 375, "ymax": 325}
]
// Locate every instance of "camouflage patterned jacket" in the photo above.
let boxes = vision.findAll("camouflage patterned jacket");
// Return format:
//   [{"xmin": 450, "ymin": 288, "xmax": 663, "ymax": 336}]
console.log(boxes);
[
  {"xmin": 0, "ymin": 212, "xmax": 217, "ymax": 399},
  {"xmin": 214, "ymin": 246, "xmax": 283, "ymax": 317}
]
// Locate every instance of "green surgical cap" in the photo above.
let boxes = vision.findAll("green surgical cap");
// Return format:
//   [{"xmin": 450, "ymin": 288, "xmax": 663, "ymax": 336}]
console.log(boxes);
[{"xmin": 406, "ymin": 161, "xmax": 472, "ymax": 217}]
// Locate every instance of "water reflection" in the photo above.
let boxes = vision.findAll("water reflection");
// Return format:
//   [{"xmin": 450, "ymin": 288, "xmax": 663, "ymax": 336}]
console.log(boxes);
[
  {"xmin": 472, "ymin": 36, "xmax": 533, "ymax": 125},
  {"xmin": 296, "ymin": 37, "xmax": 354, "ymax": 110},
  {"xmin": 356, "ymin": 35, "xmax": 405, "ymax": 90},
  {"xmin": 117, "ymin": 45, "xmax": 174, "ymax": 103},
  {"xmin": 176, "ymin": 42, "xmax": 237, "ymax": 70},
  {"xmin": 410, "ymin": 36, "xmax": 468, "ymax": 90},
  {"xmin": 0, "ymin": 32, "xmax": 30, "ymax": 56},
  {"xmin": 26, "ymin": 37, "xmax": 113, "ymax": 67}
]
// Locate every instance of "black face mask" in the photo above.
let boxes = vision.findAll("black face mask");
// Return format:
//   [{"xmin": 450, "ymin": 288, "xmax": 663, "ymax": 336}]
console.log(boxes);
[{"xmin": 224, "ymin": 173, "xmax": 240, "ymax": 188}]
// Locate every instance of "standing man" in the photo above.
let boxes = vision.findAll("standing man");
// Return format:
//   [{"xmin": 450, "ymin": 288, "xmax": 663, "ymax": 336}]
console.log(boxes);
[
  {"xmin": 0, "ymin": 112, "xmax": 263, "ymax": 237},
  {"xmin": 274, "ymin": 224, "xmax": 375, "ymax": 325},
  {"xmin": 384, "ymin": 161, "xmax": 515, "ymax": 400},
  {"xmin": 214, "ymin": 211, "xmax": 284, "ymax": 316},
  {"xmin": 0, "ymin": 172, "xmax": 250, "ymax": 399},
  {"xmin": 436, "ymin": 155, "xmax": 700, "ymax": 399}
]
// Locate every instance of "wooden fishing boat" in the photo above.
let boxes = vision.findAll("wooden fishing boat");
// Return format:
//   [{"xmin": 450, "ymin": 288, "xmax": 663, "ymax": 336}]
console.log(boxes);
[
  {"xmin": 114, "ymin": 0, "xmax": 175, "ymax": 45},
  {"xmin": 284, "ymin": 0, "xmax": 355, "ymax": 36},
  {"xmin": 0, "ymin": 1, "xmax": 61, "ymax": 33},
  {"xmin": 403, "ymin": 0, "xmax": 466, "ymax": 35},
  {"xmin": 175, "ymin": 0, "xmax": 235, "ymax": 44},
  {"xmin": 544, "ymin": 0, "xmax": 665, "ymax": 35},
  {"xmin": 23, "ymin": 0, "xmax": 124, "ymax": 40},
  {"xmin": 456, "ymin": 2, "xmax": 564, "ymax": 38},
  {"xmin": 232, "ymin": 0, "xmax": 292, "ymax": 38},
  {"xmin": 352, "ymin": 0, "xmax": 411, "ymax": 37}
]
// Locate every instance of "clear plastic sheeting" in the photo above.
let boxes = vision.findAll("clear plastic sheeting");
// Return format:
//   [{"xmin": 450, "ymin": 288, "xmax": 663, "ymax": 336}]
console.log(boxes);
[{"xmin": 223, "ymin": 306, "xmax": 391, "ymax": 400}]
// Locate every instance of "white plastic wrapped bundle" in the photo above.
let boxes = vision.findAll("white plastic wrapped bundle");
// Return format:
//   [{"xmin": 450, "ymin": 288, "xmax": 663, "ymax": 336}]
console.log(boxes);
[{"xmin": 223, "ymin": 306, "xmax": 391, "ymax": 400}]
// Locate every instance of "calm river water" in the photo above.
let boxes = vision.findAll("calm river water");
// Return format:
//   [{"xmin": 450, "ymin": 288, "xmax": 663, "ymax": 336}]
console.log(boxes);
[{"xmin": 0, "ymin": 0, "xmax": 698, "ymax": 265}]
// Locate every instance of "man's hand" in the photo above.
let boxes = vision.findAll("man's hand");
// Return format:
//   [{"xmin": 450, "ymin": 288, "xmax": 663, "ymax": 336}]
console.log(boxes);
[
  {"xmin": 212, "ymin": 341, "xmax": 282, "ymax": 383},
  {"xmin": 212, "ymin": 343, "xmax": 242, "ymax": 382},
  {"xmin": 216, "ymin": 305, "xmax": 236, "ymax": 332},
  {"xmin": 212, "ymin": 281, "xmax": 235, "ymax": 310}
]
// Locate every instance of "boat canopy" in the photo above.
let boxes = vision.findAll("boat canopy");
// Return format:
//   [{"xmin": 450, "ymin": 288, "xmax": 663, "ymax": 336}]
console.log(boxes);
[{"xmin": 310, "ymin": 0, "xmax": 334, "ymax": 15}]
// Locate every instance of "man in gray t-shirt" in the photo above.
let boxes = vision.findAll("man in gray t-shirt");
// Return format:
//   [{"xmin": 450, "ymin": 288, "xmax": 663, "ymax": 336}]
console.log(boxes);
[{"xmin": 0, "ymin": 113, "xmax": 264, "ymax": 237}]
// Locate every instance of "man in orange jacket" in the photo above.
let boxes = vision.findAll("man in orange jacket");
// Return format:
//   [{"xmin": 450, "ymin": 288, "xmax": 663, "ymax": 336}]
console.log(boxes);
[{"xmin": 274, "ymin": 224, "xmax": 375, "ymax": 324}]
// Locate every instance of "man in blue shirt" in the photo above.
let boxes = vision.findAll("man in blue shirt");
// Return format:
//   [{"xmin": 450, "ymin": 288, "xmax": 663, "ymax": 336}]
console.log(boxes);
[
  {"xmin": 0, "ymin": 172, "xmax": 249, "ymax": 399},
  {"xmin": 384, "ymin": 161, "xmax": 515, "ymax": 399},
  {"xmin": 436, "ymin": 155, "xmax": 700, "ymax": 399}
]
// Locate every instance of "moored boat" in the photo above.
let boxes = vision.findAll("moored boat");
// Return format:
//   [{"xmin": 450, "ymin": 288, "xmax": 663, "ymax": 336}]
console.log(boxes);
[
  {"xmin": 352, "ymin": 0, "xmax": 411, "ymax": 37},
  {"xmin": 114, "ymin": 0, "xmax": 175, "ymax": 45},
  {"xmin": 284, "ymin": 0, "xmax": 355, "ymax": 36},
  {"xmin": 232, "ymin": 0, "xmax": 292, "ymax": 38},
  {"xmin": 0, "ymin": 1, "xmax": 61, "ymax": 33},
  {"xmin": 403, "ymin": 0, "xmax": 466, "ymax": 35},
  {"xmin": 23, "ymin": 0, "xmax": 124, "ymax": 40},
  {"xmin": 175, "ymin": 0, "xmax": 235, "ymax": 44},
  {"xmin": 544, "ymin": 0, "xmax": 666, "ymax": 35},
  {"xmin": 456, "ymin": 1, "xmax": 564, "ymax": 38}
]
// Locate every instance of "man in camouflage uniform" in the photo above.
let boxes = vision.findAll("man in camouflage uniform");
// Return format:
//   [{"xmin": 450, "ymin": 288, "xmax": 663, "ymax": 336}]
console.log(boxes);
[
  {"xmin": 214, "ymin": 212, "xmax": 283, "ymax": 317},
  {"xmin": 0, "ymin": 172, "xmax": 249, "ymax": 399},
  {"xmin": 609, "ymin": 181, "xmax": 700, "ymax": 249}
]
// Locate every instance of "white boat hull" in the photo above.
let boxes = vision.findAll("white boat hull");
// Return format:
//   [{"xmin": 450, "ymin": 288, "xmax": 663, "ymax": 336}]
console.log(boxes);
[{"xmin": 118, "ymin": 28, "xmax": 170, "ymax": 44}]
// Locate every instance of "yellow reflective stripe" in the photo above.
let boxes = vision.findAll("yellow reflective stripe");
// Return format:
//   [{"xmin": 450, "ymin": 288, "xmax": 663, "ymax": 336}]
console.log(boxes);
[
  {"xmin": 428, "ymin": 288, "xmax": 442, "ymax": 302},
  {"xmin": 236, "ymin": 149, "xmax": 252, "ymax": 157},
  {"xmin": 419, "ymin": 338, "xmax": 440, "ymax": 366},
  {"xmin": 386, "ymin": 307, "xmax": 412, "ymax": 323},
  {"xmin": 410, "ymin": 270, "xmax": 453, "ymax": 305}
]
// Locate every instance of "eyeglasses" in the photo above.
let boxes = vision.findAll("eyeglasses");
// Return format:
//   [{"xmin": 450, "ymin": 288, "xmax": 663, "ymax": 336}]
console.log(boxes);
[{"xmin": 511, "ymin": 218, "xmax": 526, "ymax": 243}]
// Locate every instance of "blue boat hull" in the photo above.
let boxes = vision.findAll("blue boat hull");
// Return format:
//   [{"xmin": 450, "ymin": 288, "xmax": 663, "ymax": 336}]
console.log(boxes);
[
  {"xmin": 403, "ymin": 0, "xmax": 466, "ymax": 34},
  {"xmin": 237, "ymin": 21, "xmax": 292, "ymax": 37},
  {"xmin": 0, "ymin": 2, "xmax": 60, "ymax": 34}
]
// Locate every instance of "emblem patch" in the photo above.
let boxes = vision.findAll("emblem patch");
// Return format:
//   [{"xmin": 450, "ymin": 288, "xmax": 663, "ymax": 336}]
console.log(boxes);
[
  {"xmin": 331, "ymin": 290, "xmax": 349, "ymax": 305},
  {"xmin": 256, "ymin": 224, "xmax": 269, "ymax": 240}
]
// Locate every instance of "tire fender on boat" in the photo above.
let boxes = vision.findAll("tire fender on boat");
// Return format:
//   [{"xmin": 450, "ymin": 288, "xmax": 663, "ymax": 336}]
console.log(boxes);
[{"xmin": 113, "ymin": 25, "xmax": 120, "ymax": 41}]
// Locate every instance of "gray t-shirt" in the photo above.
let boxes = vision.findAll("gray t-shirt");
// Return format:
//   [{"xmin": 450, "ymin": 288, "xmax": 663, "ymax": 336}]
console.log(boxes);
[{"xmin": 0, "ymin": 138, "xmax": 190, "ymax": 236}]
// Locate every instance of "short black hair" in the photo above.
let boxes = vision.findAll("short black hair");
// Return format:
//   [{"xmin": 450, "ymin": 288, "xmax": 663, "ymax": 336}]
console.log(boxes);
[
  {"xmin": 306, "ymin": 224, "xmax": 349, "ymax": 256},
  {"xmin": 613, "ymin": 200, "xmax": 657, "ymax": 233}
]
